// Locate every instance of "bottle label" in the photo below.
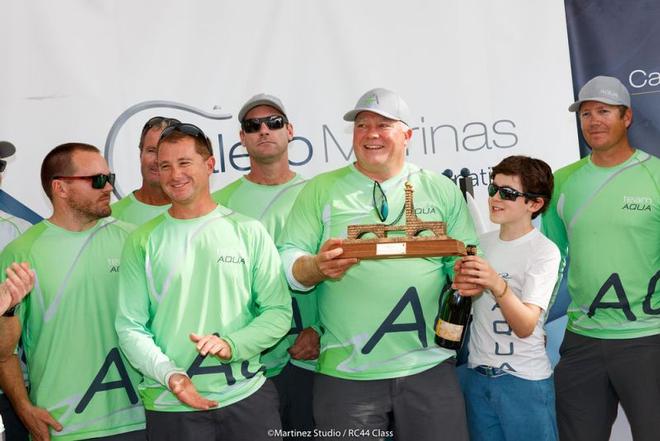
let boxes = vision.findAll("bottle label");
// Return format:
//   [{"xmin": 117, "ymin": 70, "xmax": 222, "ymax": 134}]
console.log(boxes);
[{"xmin": 435, "ymin": 320, "xmax": 464, "ymax": 342}]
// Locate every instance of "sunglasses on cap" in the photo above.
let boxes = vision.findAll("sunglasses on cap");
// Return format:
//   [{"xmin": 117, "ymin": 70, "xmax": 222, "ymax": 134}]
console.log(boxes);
[
  {"xmin": 488, "ymin": 183, "xmax": 543, "ymax": 202},
  {"xmin": 241, "ymin": 115, "xmax": 288, "ymax": 134},
  {"xmin": 159, "ymin": 123, "xmax": 213, "ymax": 155},
  {"xmin": 372, "ymin": 181, "xmax": 405, "ymax": 225},
  {"xmin": 54, "ymin": 173, "xmax": 116, "ymax": 189}
]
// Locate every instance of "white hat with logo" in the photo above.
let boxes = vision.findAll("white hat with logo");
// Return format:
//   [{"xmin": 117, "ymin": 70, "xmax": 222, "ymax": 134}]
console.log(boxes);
[{"xmin": 343, "ymin": 88, "xmax": 411, "ymax": 125}]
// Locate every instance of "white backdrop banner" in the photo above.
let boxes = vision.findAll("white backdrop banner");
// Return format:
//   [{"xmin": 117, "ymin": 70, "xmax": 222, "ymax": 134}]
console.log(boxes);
[{"xmin": 0, "ymin": 0, "xmax": 579, "ymax": 219}]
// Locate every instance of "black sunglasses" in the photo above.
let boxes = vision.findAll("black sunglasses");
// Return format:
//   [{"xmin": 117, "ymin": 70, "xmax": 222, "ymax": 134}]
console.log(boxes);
[
  {"xmin": 488, "ymin": 183, "xmax": 542, "ymax": 202},
  {"xmin": 54, "ymin": 173, "xmax": 116, "ymax": 189},
  {"xmin": 159, "ymin": 123, "xmax": 213, "ymax": 155},
  {"xmin": 241, "ymin": 115, "xmax": 288, "ymax": 134},
  {"xmin": 372, "ymin": 181, "xmax": 405, "ymax": 225},
  {"xmin": 0, "ymin": 160, "xmax": 6, "ymax": 173}
]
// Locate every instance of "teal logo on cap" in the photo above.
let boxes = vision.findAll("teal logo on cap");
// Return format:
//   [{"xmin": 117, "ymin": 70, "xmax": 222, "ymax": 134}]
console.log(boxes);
[{"xmin": 361, "ymin": 93, "xmax": 380, "ymax": 107}]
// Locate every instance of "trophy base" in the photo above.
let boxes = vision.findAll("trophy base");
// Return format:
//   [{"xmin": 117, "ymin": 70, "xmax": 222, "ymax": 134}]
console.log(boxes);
[{"xmin": 340, "ymin": 237, "xmax": 466, "ymax": 260}]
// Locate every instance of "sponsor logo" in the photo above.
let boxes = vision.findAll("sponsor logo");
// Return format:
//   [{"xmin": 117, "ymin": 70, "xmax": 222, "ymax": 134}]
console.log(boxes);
[
  {"xmin": 217, "ymin": 255, "xmax": 246, "ymax": 264},
  {"xmin": 361, "ymin": 93, "xmax": 379, "ymax": 106},
  {"xmin": 599, "ymin": 88, "xmax": 620, "ymax": 99},
  {"xmin": 628, "ymin": 69, "xmax": 660, "ymax": 89},
  {"xmin": 108, "ymin": 258, "xmax": 120, "ymax": 273},
  {"xmin": 622, "ymin": 196, "xmax": 652, "ymax": 211},
  {"xmin": 414, "ymin": 207, "xmax": 437, "ymax": 215}
]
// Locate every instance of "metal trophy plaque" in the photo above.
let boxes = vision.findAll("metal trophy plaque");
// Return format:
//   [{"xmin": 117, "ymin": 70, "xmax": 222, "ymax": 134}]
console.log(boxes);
[{"xmin": 340, "ymin": 182, "xmax": 466, "ymax": 259}]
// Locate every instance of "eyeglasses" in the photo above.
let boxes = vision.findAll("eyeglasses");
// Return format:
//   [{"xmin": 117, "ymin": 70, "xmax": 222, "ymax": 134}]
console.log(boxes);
[
  {"xmin": 241, "ymin": 115, "xmax": 288, "ymax": 134},
  {"xmin": 0, "ymin": 160, "xmax": 6, "ymax": 173},
  {"xmin": 159, "ymin": 123, "xmax": 213, "ymax": 155},
  {"xmin": 487, "ymin": 183, "xmax": 542, "ymax": 201},
  {"xmin": 373, "ymin": 181, "xmax": 405, "ymax": 225},
  {"xmin": 54, "ymin": 173, "xmax": 116, "ymax": 189}
]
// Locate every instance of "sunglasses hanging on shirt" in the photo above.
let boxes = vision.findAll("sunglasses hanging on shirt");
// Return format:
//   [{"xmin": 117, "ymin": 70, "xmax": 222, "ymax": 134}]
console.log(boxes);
[{"xmin": 372, "ymin": 181, "xmax": 405, "ymax": 225}]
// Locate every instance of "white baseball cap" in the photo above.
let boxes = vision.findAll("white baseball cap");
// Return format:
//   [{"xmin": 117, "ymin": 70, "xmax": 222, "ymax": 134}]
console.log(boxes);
[{"xmin": 343, "ymin": 88, "xmax": 411, "ymax": 125}]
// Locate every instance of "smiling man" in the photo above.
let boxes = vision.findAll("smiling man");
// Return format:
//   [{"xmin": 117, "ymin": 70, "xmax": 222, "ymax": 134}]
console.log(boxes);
[
  {"xmin": 542, "ymin": 75, "xmax": 660, "ymax": 441},
  {"xmin": 0, "ymin": 143, "xmax": 145, "ymax": 441},
  {"xmin": 278, "ymin": 88, "xmax": 478, "ymax": 441},
  {"xmin": 115, "ymin": 123, "xmax": 291, "ymax": 441}
]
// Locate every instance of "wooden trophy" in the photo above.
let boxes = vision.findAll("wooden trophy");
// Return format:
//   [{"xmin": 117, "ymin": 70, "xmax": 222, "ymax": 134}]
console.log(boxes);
[{"xmin": 340, "ymin": 182, "xmax": 466, "ymax": 259}]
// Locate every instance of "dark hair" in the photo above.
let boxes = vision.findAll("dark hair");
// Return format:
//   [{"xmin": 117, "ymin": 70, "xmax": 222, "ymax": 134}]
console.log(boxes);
[
  {"xmin": 41, "ymin": 143, "xmax": 99, "ymax": 200},
  {"xmin": 491, "ymin": 155, "xmax": 554, "ymax": 219}
]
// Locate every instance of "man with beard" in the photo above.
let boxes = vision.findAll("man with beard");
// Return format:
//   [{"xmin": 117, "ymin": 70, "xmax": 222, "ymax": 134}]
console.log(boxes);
[
  {"xmin": 0, "ymin": 143, "xmax": 146, "ymax": 440},
  {"xmin": 111, "ymin": 117, "xmax": 179, "ymax": 225}
]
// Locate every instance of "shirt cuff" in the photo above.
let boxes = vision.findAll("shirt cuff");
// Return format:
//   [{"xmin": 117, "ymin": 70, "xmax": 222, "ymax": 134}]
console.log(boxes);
[{"xmin": 281, "ymin": 250, "xmax": 316, "ymax": 292}]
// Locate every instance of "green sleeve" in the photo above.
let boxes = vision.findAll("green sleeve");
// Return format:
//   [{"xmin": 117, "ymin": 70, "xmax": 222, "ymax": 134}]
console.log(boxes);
[
  {"xmin": 541, "ymin": 177, "xmax": 569, "ymax": 264},
  {"xmin": 431, "ymin": 173, "xmax": 480, "ymax": 279},
  {"xmin": 212, "ymin": 178, "xmax": 242, "ymax": 207},
  {"xmin": 420, "ymin": 170, "xmax": 480, "ymax": 279},
  {"xmin": 278, "ymin": 178, "xmax": 325, "ymax": 256},
  {"xmin": 116, "ymin": 220, "xmax": 184, "ymax": 387},
  {"xmin": 223, "ymin": 221, "xmax": 292, "ymax": 361}
]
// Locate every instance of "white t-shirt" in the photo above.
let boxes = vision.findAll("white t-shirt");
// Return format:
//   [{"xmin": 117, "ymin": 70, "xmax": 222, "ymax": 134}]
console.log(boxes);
[{"xmin": 467, "ymin": 228, "xmax": 560, "ymax": 380}]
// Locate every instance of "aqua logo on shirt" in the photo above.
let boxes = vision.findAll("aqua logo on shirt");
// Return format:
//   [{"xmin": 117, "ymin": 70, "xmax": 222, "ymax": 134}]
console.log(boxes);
[
  {"xmin": 414, "ymin": 207, "xmax": 438, "ymax": 216},
  {"xmin": 621, "ymin": 196, "xmax": 652, "ymax": 212},
  {"xmin": 108, "ymin": 258, "xmax": 120, "ymax": 273},
  {"xmin": 217, "ymin": 255, "xmax": 246, "ymax": 264}
]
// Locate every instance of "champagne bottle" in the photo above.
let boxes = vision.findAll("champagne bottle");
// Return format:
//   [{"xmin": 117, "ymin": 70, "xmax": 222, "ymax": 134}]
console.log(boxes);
[{"xmin": 435, "ymin": 245, "xmax": 477, "ymax": 350}]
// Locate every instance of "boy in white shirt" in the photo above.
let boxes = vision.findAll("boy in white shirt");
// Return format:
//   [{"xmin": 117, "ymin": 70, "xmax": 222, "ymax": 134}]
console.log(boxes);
[{"xmin": 454, "ymin": 156, "xmax": 561, "ymax": 441}]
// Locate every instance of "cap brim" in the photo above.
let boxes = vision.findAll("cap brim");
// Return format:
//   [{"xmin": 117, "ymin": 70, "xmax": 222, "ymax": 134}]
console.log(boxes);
[{"xmin": 568, "ymin": 97, "xmax": 628, "ymax": 113}]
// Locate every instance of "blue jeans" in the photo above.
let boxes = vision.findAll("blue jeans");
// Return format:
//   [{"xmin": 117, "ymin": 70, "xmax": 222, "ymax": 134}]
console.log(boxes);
[{"xmin": 458, "ymin": 365, "xmax": 557, "ymax": 441}]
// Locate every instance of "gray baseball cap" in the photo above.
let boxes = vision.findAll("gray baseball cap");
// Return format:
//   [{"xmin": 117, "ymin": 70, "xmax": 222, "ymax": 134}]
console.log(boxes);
[
  {"xmin": 0, "ymin": 141, "xmax": 16, "ymax": 158},
  {"xmin": 343, "ymin": 88, "xmax": 411, "ymax": 126},
  {"xmin": 238, "ymin": 93, "xmax": 287, "ymax": 122},
  {"xmin": 568, "ymin": 76, "xmax": 631, "ymax": 112}
]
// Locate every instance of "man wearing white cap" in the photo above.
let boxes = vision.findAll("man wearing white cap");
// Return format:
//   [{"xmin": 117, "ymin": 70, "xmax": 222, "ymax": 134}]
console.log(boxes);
[
  {"xmin": 542, "ymin": 75, "xmax": 660, "ymax": 441},
  {"xmin": 278, "ymin": 88, "xmax": 477, "ymax": 441}
]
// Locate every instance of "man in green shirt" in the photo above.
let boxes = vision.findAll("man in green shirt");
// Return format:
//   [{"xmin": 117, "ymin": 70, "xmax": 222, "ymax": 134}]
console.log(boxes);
[
  {"xmin": 115, "ymin": 123, "xmax": 292, "ymax": 440},
  {"xmin": 213, "ymin": 93, "xmax": 317, "ymax": 440},
  {"xmin": 279, "ymin": 88, "xmax": 478, "ymax": 441},
  {"xmin": 0, "ymin": 143, "xmax": 146, "ymax": 441},
  {"xmin": 111, "ymin": 116, "xmax": 179, "ymax": 225},
  {"xmin": 542, "ymin": 76, "xmax": 660, "ymax": 441}
]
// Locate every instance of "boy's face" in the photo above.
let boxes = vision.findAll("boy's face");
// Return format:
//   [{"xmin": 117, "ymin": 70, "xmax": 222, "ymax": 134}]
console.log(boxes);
[{"xmin": 488, "ymin": 174, "xmax": 542, "ymax": 226}]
